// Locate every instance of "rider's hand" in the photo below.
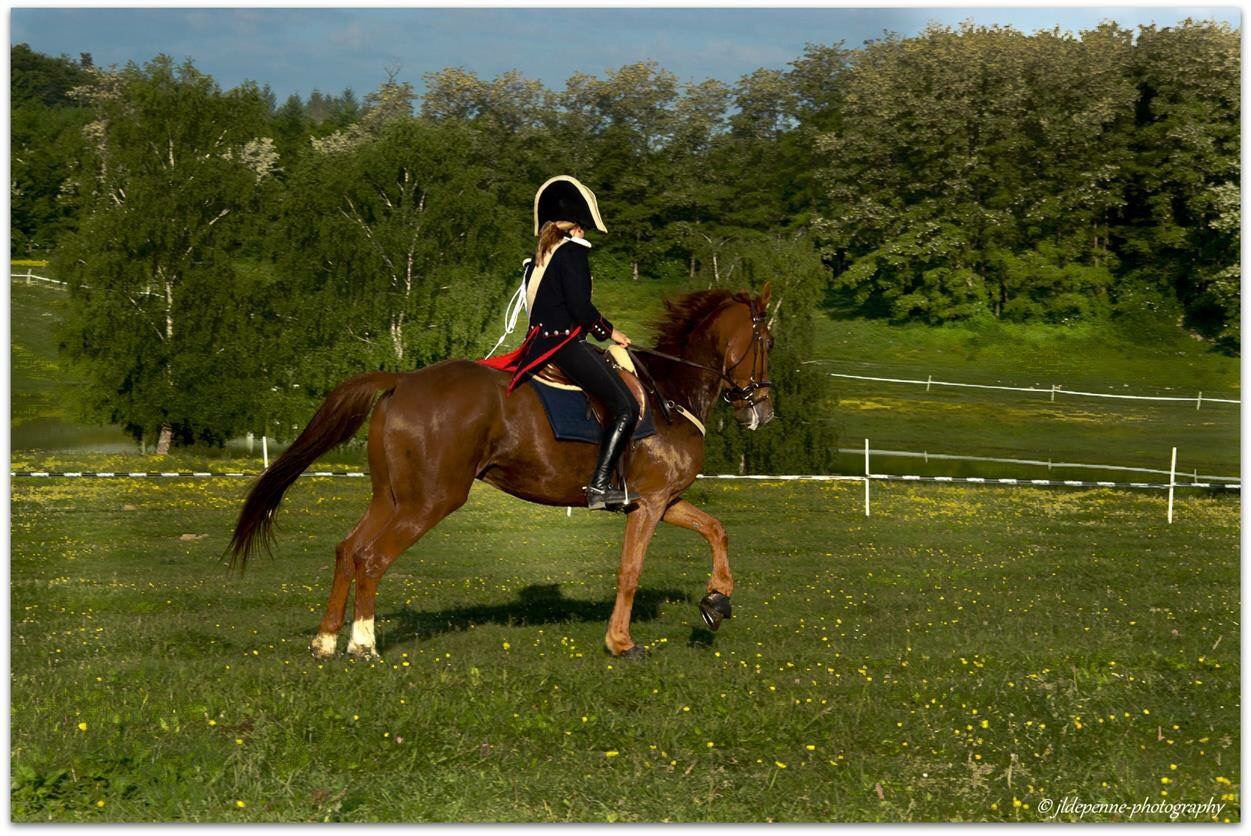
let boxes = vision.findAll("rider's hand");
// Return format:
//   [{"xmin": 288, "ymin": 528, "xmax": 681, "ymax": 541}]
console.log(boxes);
[{"xmin": 611, "ymin": 328, "xmax": 632, "ymax": 347}]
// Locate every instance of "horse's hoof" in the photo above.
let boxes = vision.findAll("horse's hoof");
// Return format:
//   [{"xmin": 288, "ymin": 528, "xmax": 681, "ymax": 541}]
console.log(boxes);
[
  {"xmin": 698, "ymin": 592, "xmax": 732, "ymax": 631},
  {"xmin": 346, "ymin": 644, "xmax": 380, "ymax": 662},
  {"xmin": 310, "ymin": 633, "xmax": 338, "ymax": 659},
  {"xmin": 618, "ymin": 645, "xmax": 649, "ymax": 660}
]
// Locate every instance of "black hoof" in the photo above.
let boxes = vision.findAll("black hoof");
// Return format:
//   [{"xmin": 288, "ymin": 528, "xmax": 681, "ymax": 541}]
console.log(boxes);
[
  {"xmin": 618, "ymin": 645, "xmax": 649, "ymax": 660},
  {"xmin": 698, "ymin": 592, "xmax": 732, "ymax": 631}
]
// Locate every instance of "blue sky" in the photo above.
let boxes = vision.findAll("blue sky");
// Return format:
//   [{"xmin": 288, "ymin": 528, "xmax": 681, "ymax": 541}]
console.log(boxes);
[{"xmin": 11, "ymin": 7, "xmax": 1242, "ymax": 101}]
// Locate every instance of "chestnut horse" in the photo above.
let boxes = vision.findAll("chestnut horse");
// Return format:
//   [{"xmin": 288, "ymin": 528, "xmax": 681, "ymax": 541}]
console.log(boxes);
[{"xmin": 229, "ymin": 285, "xmax": 775, "ymax": 658}]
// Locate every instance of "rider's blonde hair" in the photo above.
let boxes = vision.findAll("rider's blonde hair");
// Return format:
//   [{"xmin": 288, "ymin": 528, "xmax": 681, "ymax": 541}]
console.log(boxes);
[{"xmin": 534, "ymin": 220, "xmax": 579, "ymax": 267}]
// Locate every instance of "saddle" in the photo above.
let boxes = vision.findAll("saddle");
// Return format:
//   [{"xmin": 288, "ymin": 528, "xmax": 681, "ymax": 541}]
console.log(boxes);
[{"xmin": 533, "ymin": 344, "xmax": 648, "ymax": 426}]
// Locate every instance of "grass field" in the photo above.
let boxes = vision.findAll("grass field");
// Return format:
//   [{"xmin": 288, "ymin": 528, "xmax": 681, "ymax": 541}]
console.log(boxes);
[{"xmin": 10, "ymin": 472, "xmax": 1240, "ymax": 822}]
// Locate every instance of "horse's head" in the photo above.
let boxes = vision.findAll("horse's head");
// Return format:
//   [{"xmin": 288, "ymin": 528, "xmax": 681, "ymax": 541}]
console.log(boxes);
[{"xmin": 713, "ymin": 282, "xmax": 775, "ymax": 430}]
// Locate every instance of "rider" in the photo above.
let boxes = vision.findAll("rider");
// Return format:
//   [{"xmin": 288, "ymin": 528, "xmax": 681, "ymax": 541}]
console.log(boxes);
[{"xmin": 520, "ymin": 176, "xmax": 638, "ymax": 511}]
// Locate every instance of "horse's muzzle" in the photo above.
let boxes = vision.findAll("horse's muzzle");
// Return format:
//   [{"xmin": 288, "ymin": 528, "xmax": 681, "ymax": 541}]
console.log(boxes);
[{"xmin": 733, "ymin": 400, "xmax": 774, "ymax": 430}]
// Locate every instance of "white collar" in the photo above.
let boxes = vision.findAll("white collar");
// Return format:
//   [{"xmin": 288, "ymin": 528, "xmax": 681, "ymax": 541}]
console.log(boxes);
[{"xmin": 563, "ymin": 235, "xmax": 592, "ymax": 248}]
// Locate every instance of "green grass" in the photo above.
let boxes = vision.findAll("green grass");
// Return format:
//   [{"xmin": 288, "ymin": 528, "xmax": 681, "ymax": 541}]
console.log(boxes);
[
  {"xmin": 10, "ymin": 281, "xmax": 134, "ymax": 453},
  {"xmin": 10, "ymin": 474, "xmax": 1240, "ymax": 822}
]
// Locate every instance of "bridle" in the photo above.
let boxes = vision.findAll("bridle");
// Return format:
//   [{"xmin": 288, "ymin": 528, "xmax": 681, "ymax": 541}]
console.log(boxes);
[
  {"xmin": 628, "ymin": 300, "xmax": 774, "ymax": 410},
  {"xmin": 718, "ymin": 304, "xmax": 773, "ymax": 407}
]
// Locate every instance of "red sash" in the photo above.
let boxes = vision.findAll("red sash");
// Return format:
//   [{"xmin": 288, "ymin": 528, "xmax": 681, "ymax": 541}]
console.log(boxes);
[{"xmin": 476, "ymin": 325, "xmax": 583, "ymax": 394}]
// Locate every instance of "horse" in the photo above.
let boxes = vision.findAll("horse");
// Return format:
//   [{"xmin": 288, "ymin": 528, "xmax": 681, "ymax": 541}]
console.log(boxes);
[{"xmin": 228, "ymin": 284, "xmax": 775, "ymax": 659}]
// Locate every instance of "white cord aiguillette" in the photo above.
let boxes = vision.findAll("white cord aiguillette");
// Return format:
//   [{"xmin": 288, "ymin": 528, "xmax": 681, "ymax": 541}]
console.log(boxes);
[{"xmin": 483, "ymin": 261, "xmax": 531, "ymax": 359}]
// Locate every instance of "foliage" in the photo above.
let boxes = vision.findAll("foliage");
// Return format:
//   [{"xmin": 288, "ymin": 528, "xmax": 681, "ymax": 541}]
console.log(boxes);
[
  {"xmin": 271, "ymin": 112, "xmax": 520, "ymax": 393},
  {"xmin": 10, "ymin": 45, "xmax": 93, "ymax": 255},
  {"xmin": 51, "ymin": 56, "xmax": 276, "ymax": 446},
  {"xmin": 1117, "ymin": 21, "xmax": 1241, "ymax": 346},
  {"xmin": 814, "ymin": 23, "xmax": 1137, "ymax": 324},
  {"xmin": 11, "ymin": 43, "xmax": 91, "ymax": 108}
]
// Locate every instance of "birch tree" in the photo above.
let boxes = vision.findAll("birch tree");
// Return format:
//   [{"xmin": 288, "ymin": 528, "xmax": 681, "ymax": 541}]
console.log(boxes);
[
  {"xmin": 53, "ymin": 56, "xmax": 275, "ymax": 451},
  {"xmin": 274, "ymin": 84, "xmax": 518, "ymax": 389}
]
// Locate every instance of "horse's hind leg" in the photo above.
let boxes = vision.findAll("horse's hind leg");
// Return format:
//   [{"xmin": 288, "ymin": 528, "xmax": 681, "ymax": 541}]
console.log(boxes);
[
  {"xmin": 312, "ymin": 398, "xmax": 396, "ymax": 658},
  {"xmin": 662, "ymin": 498, "xmax": 734, "ymax": 630},
  {"xmin": 310, "ymin": 494, "xmax": 392, "ymax": 658},
  {"xmin": 345, "ymin": 488, "xmax": 473, "ymax": 659}
]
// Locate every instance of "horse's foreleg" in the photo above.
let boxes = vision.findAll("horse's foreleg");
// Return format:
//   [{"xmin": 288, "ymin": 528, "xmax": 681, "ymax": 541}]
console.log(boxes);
[
  {"xmin": 663, "ymin": 498, "xmax": 734, "ymax": 631},
  {"xmin": 663, "ymin": 498, "xmax": 733, "ymax": 596},
  {"xmin": 605, "ymin": 497, "xmax": 666, "ymax": 657}
]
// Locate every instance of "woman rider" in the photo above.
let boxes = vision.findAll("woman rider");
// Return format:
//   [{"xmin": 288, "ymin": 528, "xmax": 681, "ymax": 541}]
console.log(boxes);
[{"xmin": 512, "ymin": 176, "xmax": 638, "ymax": 511}]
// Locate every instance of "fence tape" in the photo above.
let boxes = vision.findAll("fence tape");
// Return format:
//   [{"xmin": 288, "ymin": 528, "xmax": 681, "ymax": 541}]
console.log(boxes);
[{"xmin": 9, "ymin": 470, "xmax": 1239, "ymax": 491}]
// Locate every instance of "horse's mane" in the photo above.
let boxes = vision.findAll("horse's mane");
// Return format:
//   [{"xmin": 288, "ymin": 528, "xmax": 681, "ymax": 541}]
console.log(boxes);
[{"xmin": 652, "ymin": 289, "xmax": 753, "ymax": 355}]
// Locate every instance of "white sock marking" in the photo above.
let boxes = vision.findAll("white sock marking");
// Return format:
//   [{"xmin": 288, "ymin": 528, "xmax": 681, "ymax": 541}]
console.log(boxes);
[{"xmin": 348, "ymin": 618, "xmax": 375, "ymax": 651}]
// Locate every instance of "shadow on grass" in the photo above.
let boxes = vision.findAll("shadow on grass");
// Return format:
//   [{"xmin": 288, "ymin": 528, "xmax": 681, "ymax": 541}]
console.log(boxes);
[{"xmin": 378, "ymin": 583, "xmax": 690, "ymax": 650}]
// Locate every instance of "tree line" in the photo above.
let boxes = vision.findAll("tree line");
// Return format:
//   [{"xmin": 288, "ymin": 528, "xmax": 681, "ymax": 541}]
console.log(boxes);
[{"xmin": 9, "ymin": 19, "xmax": 1238, "ymax": 468}]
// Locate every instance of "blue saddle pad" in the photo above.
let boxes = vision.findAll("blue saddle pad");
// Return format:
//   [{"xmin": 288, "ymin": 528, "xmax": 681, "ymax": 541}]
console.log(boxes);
[{"xmin": 528, "ymin": 379, "xmax": 656, "ymax": 444}]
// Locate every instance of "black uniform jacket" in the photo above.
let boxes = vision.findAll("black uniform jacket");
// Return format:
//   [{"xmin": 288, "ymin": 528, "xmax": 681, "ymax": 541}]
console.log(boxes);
[{"xmin": 517, "ymin": 238, "xmax": 614, "ymax": 373}]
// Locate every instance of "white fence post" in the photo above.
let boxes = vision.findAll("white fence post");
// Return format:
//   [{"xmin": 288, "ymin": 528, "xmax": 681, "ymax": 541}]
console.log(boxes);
[
  {"xmin": 1167, "ymin": 446, "xmax": 1177, "ymax": 524},
  {"xmin": 262, "ymin": 435, "xmax": 269, "ymax": 470},
  {"xmin": 864, "ymin": 438, "xmax": 871, "ymax": 517},
  {"xmin": 1196, "ymin": 392, "xmax": 1203, "ymax": 411}
]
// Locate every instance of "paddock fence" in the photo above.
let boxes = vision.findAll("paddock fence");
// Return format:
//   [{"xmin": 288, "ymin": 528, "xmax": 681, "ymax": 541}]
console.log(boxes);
[
  {"xmin": 806, "ymin": 362, "xmax": 1240, "ymax": 408},
  {"xmin": 11, "ymin": 268, "xmax": 66, "ymax": 289}
]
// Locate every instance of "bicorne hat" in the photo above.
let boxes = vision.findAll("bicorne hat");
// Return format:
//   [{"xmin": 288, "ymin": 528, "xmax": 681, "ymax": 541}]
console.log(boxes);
[{"xmin": 533, "ymin": 175, "xmax": 607, "ymax": 236}]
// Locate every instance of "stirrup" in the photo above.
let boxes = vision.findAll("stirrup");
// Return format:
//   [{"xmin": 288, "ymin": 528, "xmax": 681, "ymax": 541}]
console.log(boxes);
[{"xmin": 585, "ymin": 483, "xmax": 631, "ymax": 512}]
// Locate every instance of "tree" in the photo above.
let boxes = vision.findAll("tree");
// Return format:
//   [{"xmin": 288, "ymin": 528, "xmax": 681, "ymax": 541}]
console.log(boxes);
[
  {"xmin": 11, "ymin": 43, "xmax": 90, "ymax": 108},
  {"xmin": 572, "ymin": 63, "xmax": 682, "ymax": 281},
  {"xmin": 272, "ymin": 88, "xmax": 521, "ymax": 402},
  {"xmin": 813, "ymin": 23, "xmax": 1136, "ymax": 323},
  {"xmin": 1118, "ymin": 20, "xmax": 1240, "ymax": 345},
  {"xmin": 53, "ymin": 56, "xmax": 277, "ymax": 451},
  {"xmin": 11, "ymin": 45, "xmax": 93, "ymax": 255}
]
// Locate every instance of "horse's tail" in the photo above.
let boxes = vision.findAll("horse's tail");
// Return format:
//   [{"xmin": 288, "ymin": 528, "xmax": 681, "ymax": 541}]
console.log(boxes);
[{"xmin": 228, "ymin": 371, "xmax": 400, "ymax": 571}]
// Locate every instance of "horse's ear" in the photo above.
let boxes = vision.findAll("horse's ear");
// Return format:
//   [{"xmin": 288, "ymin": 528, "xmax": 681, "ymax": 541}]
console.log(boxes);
[{"xmin": 758, "ymin": 281, "xmax": 772, "ymax": 310}]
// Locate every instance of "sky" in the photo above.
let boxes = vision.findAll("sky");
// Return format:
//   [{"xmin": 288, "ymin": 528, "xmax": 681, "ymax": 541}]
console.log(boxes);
[{"xmin": 10, "ymin": 6, "xmax": 1243, "ymax": 101}]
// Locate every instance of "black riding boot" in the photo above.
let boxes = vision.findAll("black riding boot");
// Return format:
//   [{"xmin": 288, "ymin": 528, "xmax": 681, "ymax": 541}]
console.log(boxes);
[{"xmin": 585, "ymin": 414, "xmax": 635, "ymax": 511}]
